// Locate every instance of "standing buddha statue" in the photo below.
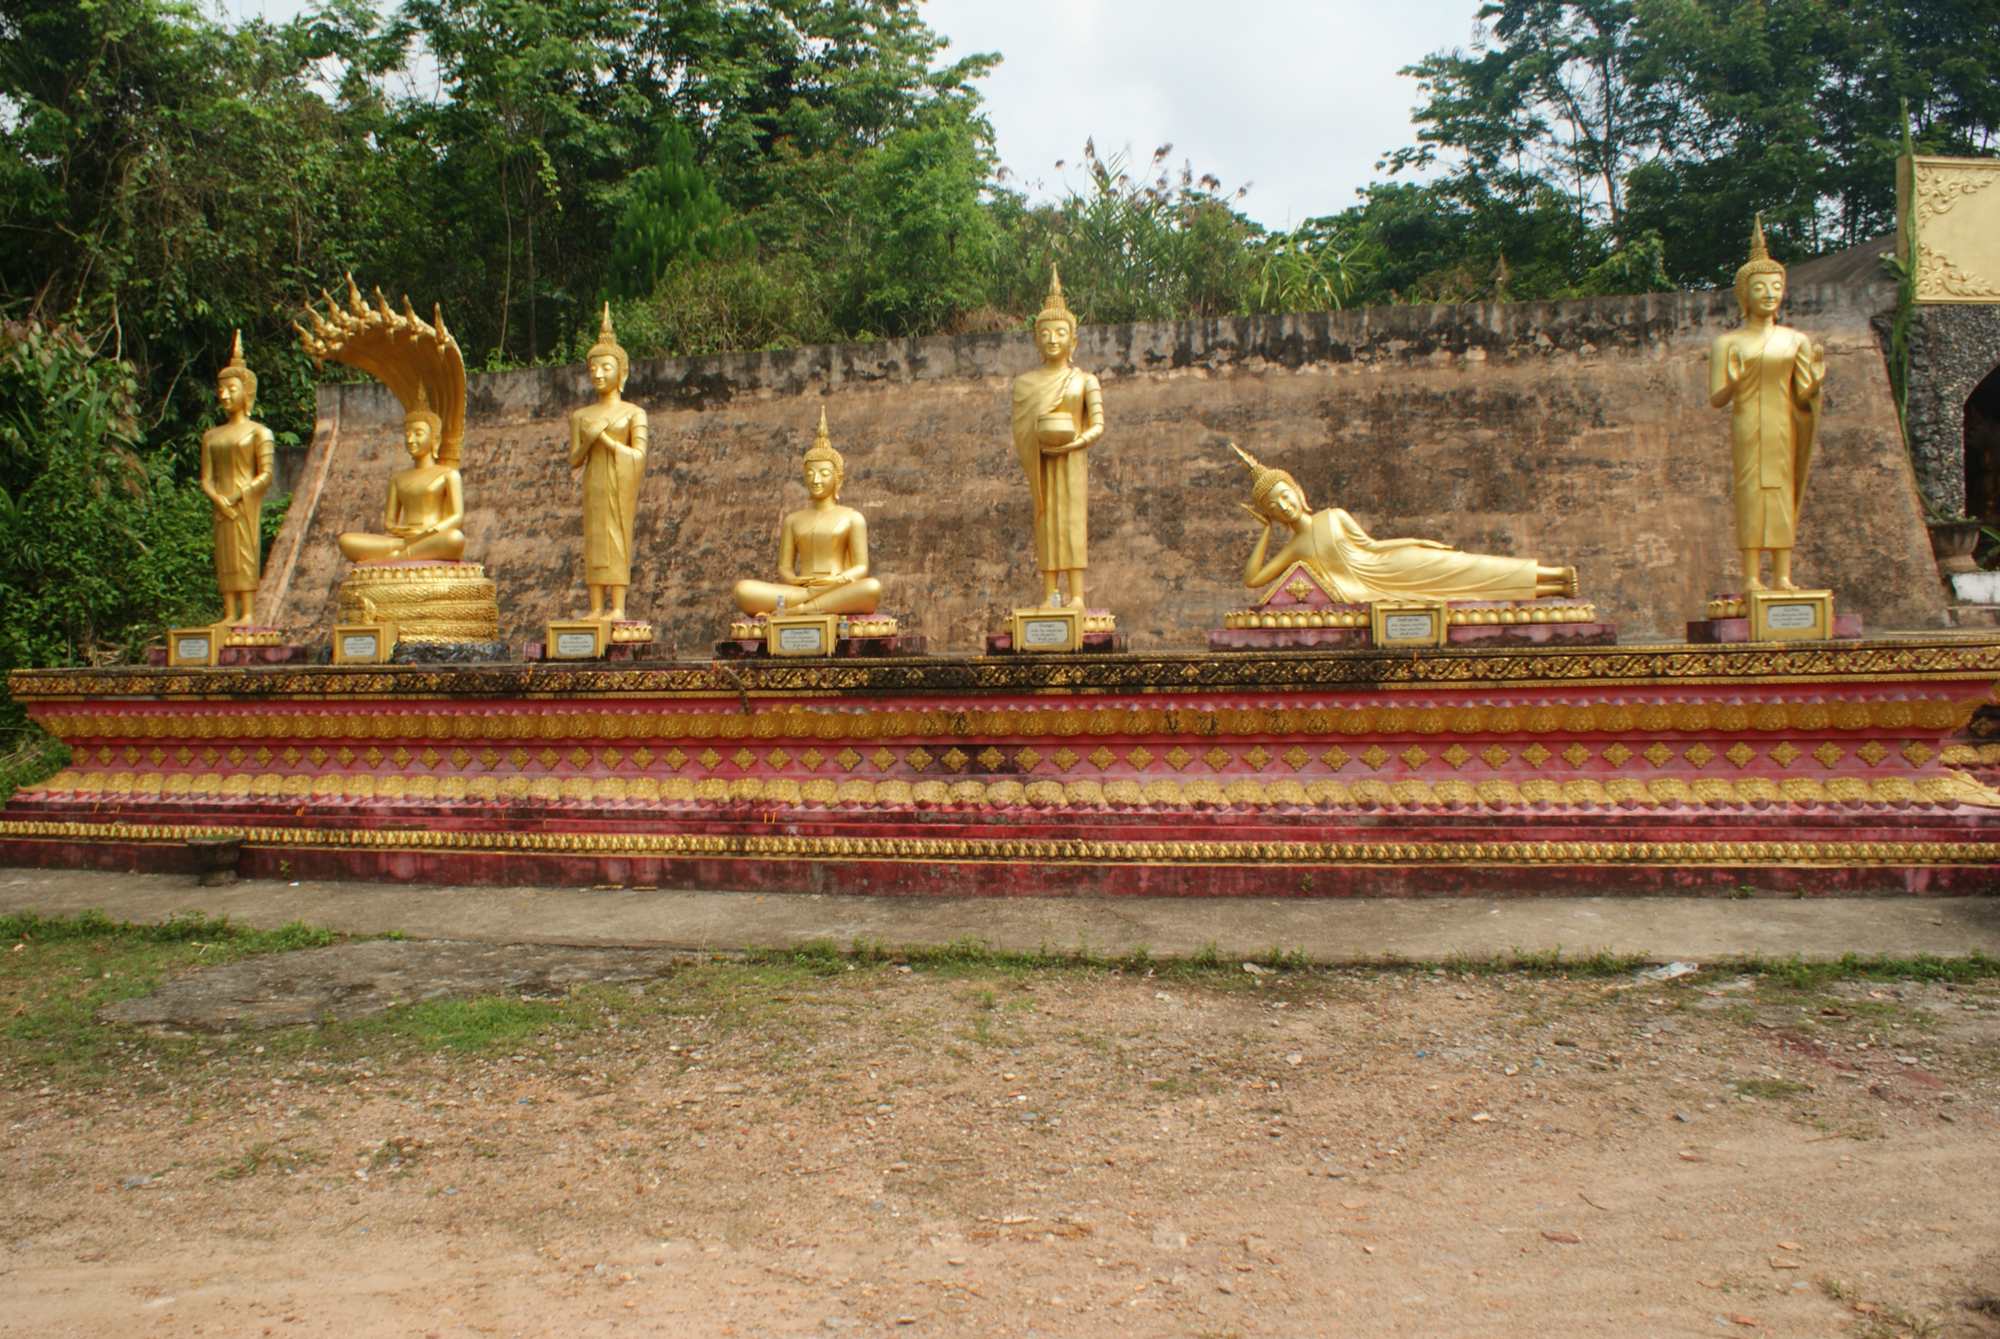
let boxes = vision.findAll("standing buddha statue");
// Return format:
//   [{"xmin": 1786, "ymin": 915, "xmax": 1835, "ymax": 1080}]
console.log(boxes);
[
  {"xmin": 1009, "ymin": 266, "xmax": 1104, "ymax": 609},
  {"xmin": 1708, "ymin": 214, "xmax": 1825, "ymax": 591},
  {"xmin": 570, "ymin": 304, "xmax": 650, "ymax": 622},
  {"xmin": 200, "ymin": 331, "xmax": 276, "ymax": 625}
]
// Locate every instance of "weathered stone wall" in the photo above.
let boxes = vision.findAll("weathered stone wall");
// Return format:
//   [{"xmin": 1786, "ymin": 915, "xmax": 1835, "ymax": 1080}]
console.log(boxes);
[
  {"xmin": 1903, "ymin": 302, "xmax": 2000, "ymax": 516},
  {"xmin": 261, "ymin": 281, "xmax": 1945, "ymax": 650}
]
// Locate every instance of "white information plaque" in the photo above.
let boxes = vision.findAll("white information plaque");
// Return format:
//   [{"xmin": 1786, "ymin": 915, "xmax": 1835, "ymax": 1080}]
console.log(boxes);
[
  {"xmin": 169, "ymin": 631, "xmax": 215, "ymax": 667},
  {"xmin": 1009, "ymin": 606, "xmax": 1082, "ymax": 653},
  {"xmin": 1371, "ymin": 603, "xmax": 1447, "ymax": 648},
  {"xmin": 1747, "ymin": 589, "xmax": 1833, "ymax": 642},
  {"xmin": 777, "ymin": 624, "xmax": 826, "ymax": 654},
  {"xmin": 332, "ymin": 623, "xmax": 395, "ymax": 665},
  {"xmin": 767, "ymin": 613, "xmax": 839, "ymax": 657},
  {"xmin": 555, "ymin": 630, "xmax": 601, "ymax": 658}
]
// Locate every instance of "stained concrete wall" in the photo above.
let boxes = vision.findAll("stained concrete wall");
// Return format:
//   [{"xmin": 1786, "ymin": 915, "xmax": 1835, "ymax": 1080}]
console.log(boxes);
[
  {"xmin": 1903, "ymin": 303, "xmax": 2000, "ymax": 517},
  {"xmin": 261, "ymin": 281, "xmax": 1946, "ymax": 651}
]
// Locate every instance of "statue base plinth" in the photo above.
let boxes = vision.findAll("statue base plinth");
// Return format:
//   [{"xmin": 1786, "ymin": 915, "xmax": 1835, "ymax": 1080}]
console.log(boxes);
[
  {"xmin": 528, "ymin": 619, "xmax": 659, "ymax": 662},
  {"xmin": 12, "ymin": 638, "xmax": 2000, "ymax": 897},
  {"xmin": 1210, "ymin": 599, "xmax": 1613, "ymax": 651},
  {"xmin": 1689, "ymin": 591, "xmax": 1859, "ymax": 644},
  {"xmin": 715, "ymin": 613, "xmax": 919, "ymax": 659},
  {"xmin": 335, "ymin": 561, "xmax": 499, "ymax": 646},
  {"xmin": 152, "ymin": 626, "xmax": 310, "ymax": 668},
  {"xmin": 988, "ymin": 608, "xmax": 1122, "ymax": 654}
]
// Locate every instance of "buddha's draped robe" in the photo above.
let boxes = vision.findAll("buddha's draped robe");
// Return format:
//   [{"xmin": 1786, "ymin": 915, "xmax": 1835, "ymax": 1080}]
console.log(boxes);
[
  {"xmin": 1010, "ymin": 363, "xmax": 1102, "ymax": 572},
  {"xmin": 1288, "ymin": 508, "xmax": 1542, "ymax": 603}
]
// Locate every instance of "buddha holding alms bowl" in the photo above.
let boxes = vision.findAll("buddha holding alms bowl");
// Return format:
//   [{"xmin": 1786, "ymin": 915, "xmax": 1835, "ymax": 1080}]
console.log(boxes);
[
  {"xmin": 1010, "ymin": 266, "xmax": 1104, "ymax": 611},
  {"xmin": 731, "ymin": 410, "xmax": 891, "ymax": 640}
]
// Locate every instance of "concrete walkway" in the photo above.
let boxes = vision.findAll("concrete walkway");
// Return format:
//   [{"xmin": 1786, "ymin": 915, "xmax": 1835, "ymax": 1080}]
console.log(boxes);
[{"xmin": 2, "ymin": 867, "xmax": 1997, "ymax": 963}]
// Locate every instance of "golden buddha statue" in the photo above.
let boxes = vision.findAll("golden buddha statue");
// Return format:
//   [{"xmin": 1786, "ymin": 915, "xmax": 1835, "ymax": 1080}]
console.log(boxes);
[
  {"xmin": 299, "ymin": 279, "xmax": 498, "ymax": 647},
  {"xmin": 336, "ymin": 385, "xmax": 465, "ymax": 564},
  {"xmin": 1010, "ymin": 266, "xmax": 1104, "ymax": 608},
  {"xmin": 200, "ymin": 332, "xmax": 276, "ymax": 624},
  {"xmin": 570, "ymin": 305, "xmax": 649, "ymax": 621},
  {"xmin": 733, "ymin": 408, "xmax": 882, "ymax": 617},
  {"xmin": 1708, "ymin": 214, "xmax": 1825, "ymax": 591},
  {"xmin": 1232, "ymin": 444, "xmax": 1577, "ymax": 601}
]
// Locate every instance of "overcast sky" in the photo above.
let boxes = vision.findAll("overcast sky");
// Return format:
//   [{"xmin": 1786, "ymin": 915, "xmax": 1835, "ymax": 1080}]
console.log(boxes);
[{"xmin": 213, "ymin": 0, "xmax": 1472, "ymax": 229}]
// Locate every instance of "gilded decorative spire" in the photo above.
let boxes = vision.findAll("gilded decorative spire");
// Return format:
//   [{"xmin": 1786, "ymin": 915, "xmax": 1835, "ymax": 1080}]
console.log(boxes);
[
  {"xmin": 1047, "ymin": 265, "xmax": 1070, "ymax": 315},
  {"xmin": 1230, "ymin": 440, "xmax": 1269, "ymax": 483},
  {"xmin": 227, "ymin": 329, "xmax": 247, "ymax": 372},
  {"xmin": 1748, "ymin": 212, "xmax": 1769, "ymax": 265},
  {"xmin": 804, "ymin": 405, "xmax": 842, "ymax": 470},
  {"xmin": 599, "ymin": 301, "xmax": 616, "ymax": 346}
]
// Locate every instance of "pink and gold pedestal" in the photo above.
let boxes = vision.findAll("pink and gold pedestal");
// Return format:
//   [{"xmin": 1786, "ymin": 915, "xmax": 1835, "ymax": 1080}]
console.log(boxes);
[{"xmin": 5, "ymin": 638, "xmax": 2000, "ymax": 896}]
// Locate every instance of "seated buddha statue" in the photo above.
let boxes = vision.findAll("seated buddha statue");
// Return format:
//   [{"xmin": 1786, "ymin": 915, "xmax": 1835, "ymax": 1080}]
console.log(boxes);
[
  {"xmin": 1232, "ymin": 443, "xmax": 1575, "ymax": 602},
  {"xmin": 733, "ymin": 410, "xmax": 882, "ymax": 617},
  {"xmin": 338, "ymin": 392, "xmax": 466, "ymax": 564}
]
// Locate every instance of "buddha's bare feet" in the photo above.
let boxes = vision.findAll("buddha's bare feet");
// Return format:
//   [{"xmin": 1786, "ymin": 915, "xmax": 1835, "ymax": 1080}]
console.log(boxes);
[
  {"xmin": 1742, "ymin": 578, "xmax": 1766, "ymax": 593},
  {"xmin": 1774, "ymin": 578, "xmax": 1799, "ymax": 591}
]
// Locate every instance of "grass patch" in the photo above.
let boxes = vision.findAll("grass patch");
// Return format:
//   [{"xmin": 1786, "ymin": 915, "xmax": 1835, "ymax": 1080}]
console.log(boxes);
[
  {"xmin": 0, "ymin": 910, "xmax": 339, "ymax": 1083},
  {"xmin": 353, "ymin": 997, "xmax": 576, "ymax": 1053},
  {"xmin": 1733, "ymin": 1077, "xmax": 1813, "ymax": 1100},
  {"xmin": 1742, "ymin": 952, "xmax": 2000, "ymax": 988}
]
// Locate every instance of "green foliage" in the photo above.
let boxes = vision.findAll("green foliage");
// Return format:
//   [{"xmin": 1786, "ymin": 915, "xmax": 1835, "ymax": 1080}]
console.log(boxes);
[
  {"xmin": 0, "ymin": 910, "xmax": 338, "ymax": 1083},
  {"xmin": 1393, "ymin": 1, "xmax": 2000, "ymax": 289},
  {"xmin": 0, "ymin": 323, "xmax": 215, "ymax": 724},
  {"xmin": 842, "ymin": 105, "xmax": 1000, "ymax": 335},
  {"xmin": 608, "ymin": 253, "xmax": 840, "ymax": 360},
  {"xmin": 997, "ymin": 142, "xmax": 1262, "ymax": 325},
  {"xmin": 0, "ymin": 729, "xmax": 68, "ymax": 804},
  {"xmin": 1251, "ymin": 219, "xmax": 1377, "ymax": 313},
  {"xmin": 609, "ymin": 122, "xmax": 745, "ymax": 301}
]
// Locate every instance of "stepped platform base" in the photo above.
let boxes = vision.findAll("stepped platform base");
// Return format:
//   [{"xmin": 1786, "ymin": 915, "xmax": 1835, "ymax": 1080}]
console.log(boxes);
[
  {"xmin": 7, "ymin": 639, "xmax": 2000, "ymax": 896},
  {"xmin": 148, "ymin": 629, "xmax": 310, "ymax": 668}
]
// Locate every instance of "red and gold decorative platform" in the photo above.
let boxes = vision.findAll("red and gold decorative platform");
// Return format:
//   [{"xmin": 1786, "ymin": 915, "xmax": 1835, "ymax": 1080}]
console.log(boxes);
[{"xmin": 5, "ymin": 639, "xmax": 2000, "ymax": 896}]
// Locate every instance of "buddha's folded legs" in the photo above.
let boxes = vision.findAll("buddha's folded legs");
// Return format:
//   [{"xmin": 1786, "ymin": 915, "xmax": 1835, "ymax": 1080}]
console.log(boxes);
[
  {"xmin": 795, "ymin": 576, "xmax": 881, "ymax": 615},
  {"xmin": 734, "ymin": 576, "xmax": 882, "ymax": 616},
  {"xmin": 734, "ymin": 579, "xmax": 811, "ymax": 616},
  {"xmin": 338, "ymin": 528, "xmax": 466, "ymax": 565},
  {"xmin": 402, "ymin": 528, "xmax": 465, "ymax": 561}
]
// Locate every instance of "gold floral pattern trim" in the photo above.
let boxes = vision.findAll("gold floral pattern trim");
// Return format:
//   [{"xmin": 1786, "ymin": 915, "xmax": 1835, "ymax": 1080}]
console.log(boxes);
[
  {"xmin": 19, "ymin": 769, "xmax": 2000, "ymax": 812},
  {"xmin": 0, "ymin": 819, "xmax": 1992, "ymax": 867},
  {"xmin": 28, "ymin": 698, "xmax": 1980, "ymax": 744}
]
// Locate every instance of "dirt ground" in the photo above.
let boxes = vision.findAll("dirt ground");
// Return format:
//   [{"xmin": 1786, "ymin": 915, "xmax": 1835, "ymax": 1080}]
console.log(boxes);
[{"xmin": 4, "ymin": 954, "xmax": 1999, "ymax": 1339}]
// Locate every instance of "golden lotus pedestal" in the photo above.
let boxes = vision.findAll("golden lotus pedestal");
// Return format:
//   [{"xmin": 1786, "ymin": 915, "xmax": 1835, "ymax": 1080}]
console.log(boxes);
[{"xmin": 335, "ymin": 561, "xmax": 500, "ymax": 649}]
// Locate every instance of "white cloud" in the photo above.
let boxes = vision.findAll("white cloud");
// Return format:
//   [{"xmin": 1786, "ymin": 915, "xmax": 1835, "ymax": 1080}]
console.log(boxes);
[{"xmin": 924, "ymin": 0, "xmax": 1469, "ymax": 227}]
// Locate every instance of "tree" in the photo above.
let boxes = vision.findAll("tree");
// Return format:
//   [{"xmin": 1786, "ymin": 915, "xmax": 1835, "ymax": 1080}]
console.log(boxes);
[
  {"xmin": 609, "ymin": 122, "xmax": 744, "ymax": 301},
  {"xmin": 0, "ymin": 322, "xmax": 213, "ymax": 725}
]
